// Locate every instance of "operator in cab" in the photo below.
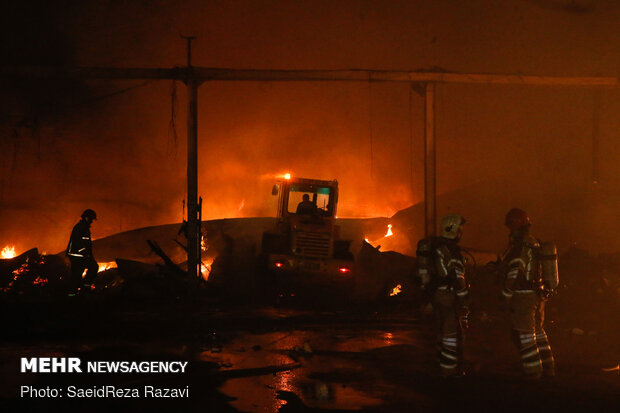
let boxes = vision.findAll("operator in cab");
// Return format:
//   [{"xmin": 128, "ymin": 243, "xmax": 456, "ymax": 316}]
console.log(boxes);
[{"xmin": 296, "ymin": 193, "xmax": 317, "ymax": 215}]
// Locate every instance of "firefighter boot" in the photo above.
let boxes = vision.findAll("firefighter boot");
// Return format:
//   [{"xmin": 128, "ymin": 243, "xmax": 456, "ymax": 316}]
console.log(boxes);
[
  {"xmin": 535, "ymin": 329, "xmax": 556, "ymax": 377},
  {"xmin": 514, "ymin": 330, "xmax": 543, "ymax": 378}
]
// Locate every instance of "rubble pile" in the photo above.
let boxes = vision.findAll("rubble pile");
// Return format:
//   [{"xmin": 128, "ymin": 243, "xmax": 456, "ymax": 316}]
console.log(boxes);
[
  {"xmin": 0, "ymin": 243, "xmax": 201, "ymax": 300},
  {"xmin": 0, "ymin": 248, "xmax": 68, "ymax": 296}
]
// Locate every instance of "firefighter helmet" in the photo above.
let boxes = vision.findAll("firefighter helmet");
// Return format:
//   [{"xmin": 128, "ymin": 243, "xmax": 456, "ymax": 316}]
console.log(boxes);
[
  {"xmin": 505, "ymin": 208, "xmax": 530, "ymax": 230},
  {"xmin": 81, "ymin": 209, "xmax": 97, "ymax": 221},
  {"xmin": 440, "ymin": 214, "xmax": 466, "ymax": 239}
]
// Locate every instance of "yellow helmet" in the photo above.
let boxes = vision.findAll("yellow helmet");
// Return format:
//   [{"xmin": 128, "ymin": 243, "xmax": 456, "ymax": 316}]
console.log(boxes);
[{"xmin": 440, "ymin": 214, "xmax": 466, "ymax": 239}]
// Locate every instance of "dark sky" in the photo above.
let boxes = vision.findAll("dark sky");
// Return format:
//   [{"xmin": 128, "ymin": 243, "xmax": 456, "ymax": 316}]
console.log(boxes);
[{"xmin": 1, "ymin": 0, "xmax": 620, "ymax": 254}]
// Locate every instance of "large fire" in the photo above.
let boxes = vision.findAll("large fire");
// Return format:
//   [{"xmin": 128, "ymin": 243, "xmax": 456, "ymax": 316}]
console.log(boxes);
[
  {"xmin": 385, "ymin": 224, "xmax": 393, "ymax": 237},
  {"xmin": 1, "ymin": 246, "xmax": 17, "ymax": 259}
]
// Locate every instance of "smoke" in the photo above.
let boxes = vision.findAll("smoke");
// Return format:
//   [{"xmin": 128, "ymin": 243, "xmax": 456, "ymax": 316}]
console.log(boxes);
[{"xmin": 2, "ymin": 0, "xmax": 620, "ymax": 255}]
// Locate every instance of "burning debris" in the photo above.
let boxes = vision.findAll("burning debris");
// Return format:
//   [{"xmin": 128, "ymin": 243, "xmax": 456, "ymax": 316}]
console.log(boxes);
[
  {"xmin": 200, "ymin": 257, "xmax": 214, "ymax": 281},
  {"xmin": 98, "ymin": 261, "xmax": 117, "ymax": 273},
  {"xmin": 389, "ymin": 284, "xmax": 402, "ymax": 297},
  {"xmin": 200, "ymin": 234, "xmax": 214, "ymax": 281},
  {"xmin": 364, "ymin": 224, "xmax": 395, "ymax": 249},
  {"xmin": 0, "ymin": 248, "xmax": 67, "ymax": 295},
  {"xmin": 355, "ymin": 240, "xmax": 417, "ymax": 301},
  {"xmin": 0, "ymin": 225, "xmax": 215, "ymax": 299}
]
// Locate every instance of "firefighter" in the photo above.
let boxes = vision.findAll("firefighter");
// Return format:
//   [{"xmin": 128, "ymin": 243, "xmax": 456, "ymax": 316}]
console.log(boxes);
[
  {"xmin": 416, "ymin": 214, "xmax": 470, "ymax": 377},
  {"xmin": 66, "ymin": 209, "xmax": 99, "ymax": 295},
  {"xmin": 500, "ymin": 208, "xmax": 556, "ymax": 378}
]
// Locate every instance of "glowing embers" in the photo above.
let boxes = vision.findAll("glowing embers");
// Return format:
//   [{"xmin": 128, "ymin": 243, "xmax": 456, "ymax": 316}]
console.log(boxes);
[
  {"xmin": 98, "ymin": 261, "xmax": 117, "ymax": 273},
  {"xmin": 1, "ymin": 245, "xmax": 16, "ymax": 259},
  {"xmin": 389, "ymin": 284, "xmax": 402, "ymax": 296},
  {"xmin": 3, "ymin": 254, "xmax": 49, "ymax": 293},
  {"xmin": 338, "ymin": 267, "xmax": 351, "ymax": 274}
]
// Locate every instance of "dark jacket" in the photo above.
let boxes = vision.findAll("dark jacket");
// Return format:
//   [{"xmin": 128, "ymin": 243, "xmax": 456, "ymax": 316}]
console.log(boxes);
[
  {"xmin": 66, "ymin": 220, "xmax": 93, "ymax": 258},
  {"xmin": 296, "ymin": 200, "xmax": 316, "ymax": 215}
]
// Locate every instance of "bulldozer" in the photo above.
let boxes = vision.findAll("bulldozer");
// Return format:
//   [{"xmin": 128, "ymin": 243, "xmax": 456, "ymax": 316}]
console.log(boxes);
[{"xmin": 260, "ymin": 176, "xmax": 355, "ymax": 292}]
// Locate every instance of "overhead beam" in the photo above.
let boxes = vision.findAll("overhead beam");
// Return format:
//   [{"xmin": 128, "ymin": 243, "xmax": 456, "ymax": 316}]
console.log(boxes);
[
  {"xmin": 194, "ymin": 69, "xmax": 620, "ymax": 86},
  {"xmin": 2, "ymin": 66, "xmax": 618, "ymax": 87}
]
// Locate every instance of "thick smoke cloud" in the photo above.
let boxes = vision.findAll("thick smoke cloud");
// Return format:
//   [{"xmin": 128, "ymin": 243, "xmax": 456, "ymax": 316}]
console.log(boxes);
[{"xmin": 1, "ymin": 0, "xmax": 620, "ymax": 254}]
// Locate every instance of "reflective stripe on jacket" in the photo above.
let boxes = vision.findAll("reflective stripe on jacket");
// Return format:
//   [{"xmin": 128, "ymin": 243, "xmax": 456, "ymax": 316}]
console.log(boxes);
[{"xmin": 66, "ymin": 220, "xmax": 93, "ymax": 258}]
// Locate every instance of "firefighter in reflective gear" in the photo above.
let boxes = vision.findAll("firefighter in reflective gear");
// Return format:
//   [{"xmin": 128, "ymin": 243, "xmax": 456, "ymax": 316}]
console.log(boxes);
[
  {"xmin": 66, "ymin": 209, "xmax": 99, "ymax": 295},
  {"xmin": 417, "ymin": 214, "xmax": 470, "ymax": 377},
  {"xmin": 501, "ymin": 208, "xmax": 556, "ymax": 378}
]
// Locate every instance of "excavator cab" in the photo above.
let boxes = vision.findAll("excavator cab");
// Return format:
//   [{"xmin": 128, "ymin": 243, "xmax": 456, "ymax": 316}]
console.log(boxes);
[{"xmin": 262, "ymin": 176, "xmax": 354, "ymax": 293}]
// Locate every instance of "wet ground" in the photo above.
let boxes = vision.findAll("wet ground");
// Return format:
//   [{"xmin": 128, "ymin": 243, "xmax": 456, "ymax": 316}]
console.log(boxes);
[{"xmin": 0, "ymin": 293, "xmax": 618, "ymax": 412}]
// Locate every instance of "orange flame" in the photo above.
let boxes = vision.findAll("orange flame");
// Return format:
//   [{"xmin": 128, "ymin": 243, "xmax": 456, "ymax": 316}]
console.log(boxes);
[
  {"xmin": 364, "ymin": 237, "xmax": 379, "ymax": 248},
  {"xmin": 385, "ymin": 224, "xmax": 393, "ymax": 237},
  {"xmin": 200, "ymin": 258, "xmax": 214, "ymax": 281},
  {"xmin": 389, "ymin": 284, "xmax": 402, "ymax": 296},
  {"xmin": 200, "ymin": 234, "xmax": 213, "ymax": 281},
  {"xmin": 98, "ymin": 262, "xmax": 117, "ymax": 273},
  {"xmin": 1, "ymin": 245, "xmax": 16, "ymax": 259}
]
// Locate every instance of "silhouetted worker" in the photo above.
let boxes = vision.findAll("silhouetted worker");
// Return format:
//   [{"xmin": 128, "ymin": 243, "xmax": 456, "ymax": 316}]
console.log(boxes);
[
  {"xmin": 296, "ymin": 194, "xmax": 316, "ymax": 215},
  {"xmin": 66, "ymin": 209, "xmax": 99, "ymax": 295}
]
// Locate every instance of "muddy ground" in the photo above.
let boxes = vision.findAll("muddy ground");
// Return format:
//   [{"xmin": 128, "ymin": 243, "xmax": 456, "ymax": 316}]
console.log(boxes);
[{"xmin": 0, "ymin": 261, "xmax": 618, "ymax": 413}]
